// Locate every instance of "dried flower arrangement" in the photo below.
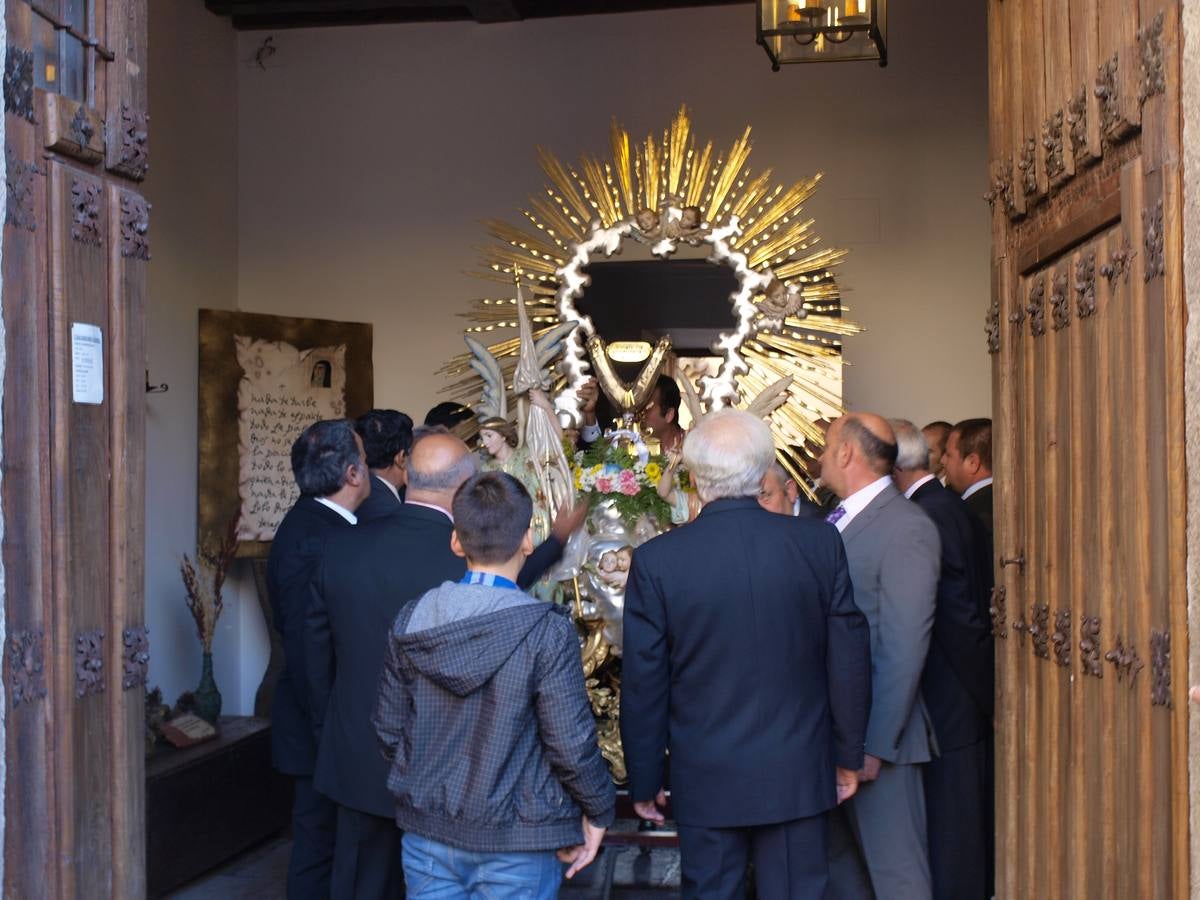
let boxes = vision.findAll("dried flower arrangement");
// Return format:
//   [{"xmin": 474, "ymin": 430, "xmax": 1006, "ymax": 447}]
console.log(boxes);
[{"xmin": 180, "ymin": 515, "xmax": 239, "ymax": 654}]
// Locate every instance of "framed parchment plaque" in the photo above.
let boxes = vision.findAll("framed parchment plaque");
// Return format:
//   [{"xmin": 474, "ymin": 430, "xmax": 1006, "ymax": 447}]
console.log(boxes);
[{"xmin": 198, "ymin": 309, "xmax": 373, "ymax": 557}]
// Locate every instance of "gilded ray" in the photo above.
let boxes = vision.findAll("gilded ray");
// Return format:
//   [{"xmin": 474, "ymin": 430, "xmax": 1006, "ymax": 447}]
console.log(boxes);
[
  {"xmin": 704, "ymin": 126, "xmax": 753, "ymax": 220},
  {"xmin": 684, "ymin": 140, "xmax": 714, "ymax": 208},
  {"xmin": 610, "ymin": 120, "xmax": 636, "ymax": 217}
]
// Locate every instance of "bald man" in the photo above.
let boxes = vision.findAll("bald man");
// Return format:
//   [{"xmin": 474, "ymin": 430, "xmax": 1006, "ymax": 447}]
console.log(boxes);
[
  {"xmin": 820, "ymin": 413, "xmax": 940, "ymax": 900},
  {"xmin": 758, "ymin": 462, "xmax": 822, "ymax": 518},
  {"xmin": 304, "ymin": 431, "xmax": 584, "ymax": 900}
]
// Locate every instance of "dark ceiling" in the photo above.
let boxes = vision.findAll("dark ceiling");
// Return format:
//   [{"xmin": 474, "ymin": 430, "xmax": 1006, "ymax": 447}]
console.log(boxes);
[{"xmin": 205, "ymin": 0, "xmax": 749, "ymax": 30}]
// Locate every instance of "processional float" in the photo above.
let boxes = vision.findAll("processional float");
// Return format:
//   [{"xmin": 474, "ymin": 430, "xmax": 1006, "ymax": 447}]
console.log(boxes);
[{"xmin": 436, "ymin": 106, "xmax": 860, "ymax": 780}]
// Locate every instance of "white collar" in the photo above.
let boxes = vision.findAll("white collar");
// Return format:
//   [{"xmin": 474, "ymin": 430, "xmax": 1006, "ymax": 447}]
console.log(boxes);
[
  {"xmin": 374, "ymin": 473, "xmax": 401, "ymax": 502},
  {"xmin": 834, "ymin": 475, "xmax": 892, "ymax": 532},
  {"xmin": 961, "ymin": 476, "xmax": 993, "ymax": 500},
  {"xmin": 406, "ymin": 500, "xmax": 453, "ymax": 523},
  {"xmin": 315, "ymin": 496, "xmax": 357, "ymax": 525},
  {"xmin": 903, "ymin": 473, "xmax": 937, "ymax": 500}
]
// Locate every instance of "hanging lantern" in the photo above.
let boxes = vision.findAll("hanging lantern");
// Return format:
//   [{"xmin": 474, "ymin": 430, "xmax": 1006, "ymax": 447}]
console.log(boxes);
[{"xmin": 757, "ymin": 0, "xmax": 887, "ymax": 70}]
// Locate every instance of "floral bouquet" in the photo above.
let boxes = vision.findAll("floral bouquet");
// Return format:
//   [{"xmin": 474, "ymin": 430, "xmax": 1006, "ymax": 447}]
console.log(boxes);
[{"xmin": 573, "ymin": 433, "xmax": 673, "ymax": 529}]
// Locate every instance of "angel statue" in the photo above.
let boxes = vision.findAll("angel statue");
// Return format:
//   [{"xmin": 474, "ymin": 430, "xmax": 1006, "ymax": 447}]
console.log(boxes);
[{"xmin": 465, "ymin": 280, "xmax": 578, "ymax": 580}]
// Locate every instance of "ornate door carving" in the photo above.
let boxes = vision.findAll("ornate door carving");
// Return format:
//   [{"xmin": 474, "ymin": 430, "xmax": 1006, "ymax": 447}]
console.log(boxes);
[
  {"xmin": 989, "ymin": 1, "xmax": 1188, "ymax": 896},
  {"xmin": 2, "ymin": 0, "xmax": 148, "ymax": 896}
]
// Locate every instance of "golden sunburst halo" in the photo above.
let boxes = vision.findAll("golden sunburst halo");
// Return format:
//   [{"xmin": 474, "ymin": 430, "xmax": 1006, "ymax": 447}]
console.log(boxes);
[{"xmin": 437, "ymin": 105, "xmax": 861, "ymax": 490}]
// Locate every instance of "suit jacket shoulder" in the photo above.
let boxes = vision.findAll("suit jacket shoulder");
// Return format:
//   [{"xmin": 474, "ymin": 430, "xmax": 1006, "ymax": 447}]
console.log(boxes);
[{"xmin": 356, "ymin": 475, "xmax": 403, "ymax": 523}]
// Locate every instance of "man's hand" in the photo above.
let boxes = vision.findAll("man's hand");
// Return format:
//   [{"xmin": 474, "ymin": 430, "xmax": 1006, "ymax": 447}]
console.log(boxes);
[
  {"xmin": 579, "ymin": 378, "xmax": 599, "ymax": 426},
  {"xmin": 632, "ymin": 789, "xmax": 668, "ymax": 823},
  {"xmin": 835, "ymin": 767, "xmax": 859, "ymax": 805},
  {"xmin": 550, "ymin": 500, "xmax": 589, "ymax": 545},
  {"xmin": 857, "ymin": 753, "xmax": 882, "ymax": 783},
  {"xmin": 556, "ymin": 815, "xmax": 606, "ymax": 879}
]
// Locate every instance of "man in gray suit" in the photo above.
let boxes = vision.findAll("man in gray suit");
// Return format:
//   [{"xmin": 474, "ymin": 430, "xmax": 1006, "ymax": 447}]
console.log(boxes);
[{"xmin": 820, "ymin": 413, "xmax": 940, "ymax": 900}]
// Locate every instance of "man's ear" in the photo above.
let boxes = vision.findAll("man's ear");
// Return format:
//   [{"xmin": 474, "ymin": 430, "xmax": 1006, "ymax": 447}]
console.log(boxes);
[
  {"xmin": 521, "ymin": 528, "xmax": 534, "ymax": 556},
  {"xmin": 346, "ymin": 461, "xmax": 366, "ymax": 486},
  {"xmin": 666, "ymin": 407, "xmax": 677, "ymax": 426},
  {"xmin": 450, "ymin": 529, "xmax": 468, "ymax": 560},
  {"xmin": 964, "ymin": 452, "xmax": 982, "ymax": 477},
  {"xmin": 785, "ymin": 480, "xmax": 799, "ymax": 504},
  {"xmin": 394, "ymin": 450, "xmax": 407, "ymax": 470}
]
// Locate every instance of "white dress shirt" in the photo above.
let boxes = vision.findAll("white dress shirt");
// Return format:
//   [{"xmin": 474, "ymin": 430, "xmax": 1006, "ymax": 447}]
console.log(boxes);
[
  {"xmin": 315, "ymin": 496, "xmax": 358, "ymax": 525},
  {"xmin": 903, "ymin": 473, "xmax": 937, "ymax": 500},
  {"xmin": 961, "ymin": 476, "xmax": 993, "ymax": 500},
  {"xmin": 832, "ymin": 475, "xmax": 892, "ymax": 532}
]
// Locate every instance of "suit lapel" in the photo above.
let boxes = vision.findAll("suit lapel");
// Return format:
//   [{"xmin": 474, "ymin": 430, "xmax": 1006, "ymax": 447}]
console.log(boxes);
[{"xmin": 839, "ymin": 483, "xmax": 901, "ymax": 545}]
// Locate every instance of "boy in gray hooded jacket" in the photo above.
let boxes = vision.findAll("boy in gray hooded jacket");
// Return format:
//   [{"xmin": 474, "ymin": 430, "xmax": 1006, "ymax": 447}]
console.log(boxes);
[{"xmin": 373, "ymin": 471, "xmax": 615, "ymax": 899}]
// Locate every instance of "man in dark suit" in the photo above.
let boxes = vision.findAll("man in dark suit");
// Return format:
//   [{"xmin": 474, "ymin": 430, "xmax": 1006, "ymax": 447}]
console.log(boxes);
[
  {"xmin": 621, "ymin": 409, "xmax": 872, "ymax": 899},
  {"xmin": 942, "ymin": 417, "xmax": 994, "ymax": 547},
  {"xmin": 892, "ymin": 419, "xmax": 993, "ymax": 900},
  {"xmin": 305, "ymin": 430, "xmax": 586, "ymax": 899},
  {"xmin": 267, "ymin": 419, "xmax": 371, "ymax": 900},
  {"xmin": 354, "ymin": 409, "xmax": 413, "ymax": 521},
  {"xmin": 758, "ymin": 461, "xmax": 822, "ymax": 518},
  {"xmin": 820, "ymin": 413, "xmax": 940, "ymax": 900}
]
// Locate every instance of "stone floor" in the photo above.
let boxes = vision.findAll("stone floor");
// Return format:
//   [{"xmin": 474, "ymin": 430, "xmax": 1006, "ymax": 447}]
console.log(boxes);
[{"xmin": 166, "ymin": 833, "xmax": 682, "ymax": 899}]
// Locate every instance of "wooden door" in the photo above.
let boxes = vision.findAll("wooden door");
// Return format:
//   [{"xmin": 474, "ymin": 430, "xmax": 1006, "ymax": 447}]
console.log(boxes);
[
  {"xmin": 3, "ymin": 0, "xmax": 149, "ymax": 896},
  {"xmin": 988, "ymin": 0, "xmax": 1188, "ymax": 896}
]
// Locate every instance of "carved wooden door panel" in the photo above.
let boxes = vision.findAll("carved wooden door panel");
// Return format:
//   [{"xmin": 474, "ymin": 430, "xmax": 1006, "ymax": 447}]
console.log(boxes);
[
  {"xmin": 989, "ymin": 0, "xmax": 1188, "ymax": 896},
  {"xmin": 3, "ymin": 0, "xmax": 149, "ymax": 896}
]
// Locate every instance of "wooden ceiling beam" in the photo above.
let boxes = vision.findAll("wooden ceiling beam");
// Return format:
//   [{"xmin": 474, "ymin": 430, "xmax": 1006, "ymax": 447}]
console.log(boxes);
[
  {"xmin": 205, "ymin": 0, "xmax": 751, "ymax": 30},
  {"xmin": 465, "ymin": 0, "xmax": 522, "ymax": 23}
]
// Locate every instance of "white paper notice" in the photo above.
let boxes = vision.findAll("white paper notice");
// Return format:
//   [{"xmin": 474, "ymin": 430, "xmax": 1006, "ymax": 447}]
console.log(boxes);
[{"xmin": 71, "ymin": 323, "xmax": 104, "ymax": 405}]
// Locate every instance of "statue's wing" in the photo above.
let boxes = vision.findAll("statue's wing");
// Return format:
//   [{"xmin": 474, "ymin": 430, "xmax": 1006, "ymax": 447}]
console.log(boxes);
[
  {"xmin": 743, "ymin": 375, "xmax": 794, "ymax": 420},
  {"xmin": 465, "ymin": 335, "xmax": 506, "ymax": 420},
  {"xmin": 534, "ymin": 320, "xmax": 579, "ymax": 370},
  {"xmin": 679, "ymin": 371, "xmax": 705, "ymax": 424}
]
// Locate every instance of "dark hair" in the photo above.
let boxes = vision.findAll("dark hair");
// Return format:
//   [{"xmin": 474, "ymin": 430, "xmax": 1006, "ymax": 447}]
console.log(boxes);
[
  {"xmin": 654, "ymin": 375, "xmax": 681, "ymax": 419},
  {"xmin": 355, "ymin": 409, "xmax": 413, "ymax": 469},
  {"xmin": 424, "ymin": 402, "xmax": 473, "ymax": 428},
  {"xmin": 291, "ymin": 419, "xmax": 362, "ymax": 497},
  {"xmin": 452, "ymin": 472, "xmax": 533, "ymax": 565},
  {"xmin": 922, "ymin": 420, "xmax": 952, "ymax": 438},
  {"xmin": 952, "ymin": 417, "xmax": 992, "ymax": 470},
  {"xmin": 842, "ymin": 416, "xmax": 898, "ymax": 475}
]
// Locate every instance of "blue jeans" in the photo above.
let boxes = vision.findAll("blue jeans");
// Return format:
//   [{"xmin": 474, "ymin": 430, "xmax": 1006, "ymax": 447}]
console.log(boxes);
[{"xmin": 402, "ymin": 832, "xmax": 564, "ymax": 899}]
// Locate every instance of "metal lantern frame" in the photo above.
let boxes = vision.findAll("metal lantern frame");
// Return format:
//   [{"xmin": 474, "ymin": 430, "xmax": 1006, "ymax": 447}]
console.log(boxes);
[{"xmin": 757, "ymin": 0, "xmax": 888, "ymax": 70}]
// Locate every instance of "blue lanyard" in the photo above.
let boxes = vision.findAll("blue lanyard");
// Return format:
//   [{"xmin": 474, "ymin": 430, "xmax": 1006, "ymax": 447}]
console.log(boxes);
[{"xmin": 459, "ymin": 571, "xmax": 519, "ymax": 590}]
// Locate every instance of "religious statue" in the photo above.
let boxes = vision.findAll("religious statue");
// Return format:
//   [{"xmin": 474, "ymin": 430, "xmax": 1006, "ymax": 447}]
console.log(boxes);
[{"xmin": 465, "ymin": 278, "xmax": 578, "ymax": 600}]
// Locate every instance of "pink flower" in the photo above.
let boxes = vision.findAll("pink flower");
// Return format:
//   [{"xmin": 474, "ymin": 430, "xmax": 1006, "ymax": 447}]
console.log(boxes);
[
  {"xmin": 619, "ymin": 480, "xmax": 640, "ymax": 496},
  {"xmin": 595, "ymin": 476, "xmax": 614, "ymax": 493},
  {"xmin": 618, "ymin": 469, "xmax": 637, "ymax": 486}
]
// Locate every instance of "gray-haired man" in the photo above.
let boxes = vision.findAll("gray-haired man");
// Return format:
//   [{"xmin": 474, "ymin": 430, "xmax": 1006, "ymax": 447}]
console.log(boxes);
[{"xmin": 623, "ymin": 409, "xmax": 871, "ymax": 899}]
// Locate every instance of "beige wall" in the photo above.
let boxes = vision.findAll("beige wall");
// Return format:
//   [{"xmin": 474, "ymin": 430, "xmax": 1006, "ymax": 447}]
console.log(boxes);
[
  {"xmin": 144, "ymin": 0, "xmax": 992, "ymax": 712},
  {"xmin": 144, "ymin": 0, "xmax": 243, "ymax": 709},
  {"xmin": 234, "ymin": 0, "xmax": 991, "ymax": 428}
]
